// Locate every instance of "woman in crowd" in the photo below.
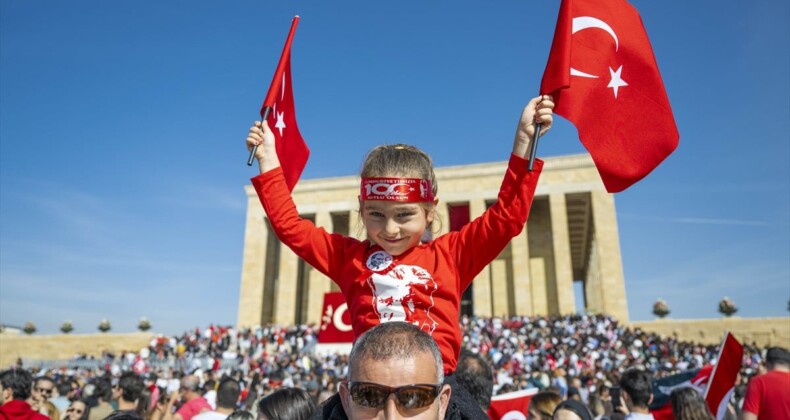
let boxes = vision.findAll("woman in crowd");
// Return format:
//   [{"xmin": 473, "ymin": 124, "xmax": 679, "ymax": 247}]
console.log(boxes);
[
  {"xmin": 63, "ymin": 400, "xmax": 90, "ymax": 420},
  {"xmin": 670, "ymin": 387, "xmax": 715, "ymax": 420}
]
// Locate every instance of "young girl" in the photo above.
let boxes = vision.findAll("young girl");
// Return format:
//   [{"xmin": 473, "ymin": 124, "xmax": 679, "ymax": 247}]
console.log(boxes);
[{"xmin": 245, "ymin": 95, "xmax": 553, "ymax": 418}]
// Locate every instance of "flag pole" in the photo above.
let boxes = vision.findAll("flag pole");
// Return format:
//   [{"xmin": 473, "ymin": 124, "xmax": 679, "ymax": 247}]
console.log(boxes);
[
  {"xmin": 528, "ymin": 123, "xmax": 542, "ymax": 171},
  {"xmin": 247, "ymin": 16, "xmax": 300, "ymax": 166}
]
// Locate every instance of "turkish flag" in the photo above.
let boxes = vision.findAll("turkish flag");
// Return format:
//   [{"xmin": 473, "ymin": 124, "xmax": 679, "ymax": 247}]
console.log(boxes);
[
  {"xmin": 540, "ymin": 0, "xmax": 679, "ymax": 192},
  {"xmin": 649, "ymin": 365, "xmax": 714, "ymax": 420},
  {"xmin": 317, "ymin": 292, "xmax": 354, "ymax": 343},
  {"xmin": 260, "ymin": 17, "xmax": 309, "ymax": 192},
  {"xmin": 487, "ymin": 388, "xmax": 538, "ymax": 420},
  {"xmin": 705, "ymin": 332, "xmax": 743, "ymax": 419}
]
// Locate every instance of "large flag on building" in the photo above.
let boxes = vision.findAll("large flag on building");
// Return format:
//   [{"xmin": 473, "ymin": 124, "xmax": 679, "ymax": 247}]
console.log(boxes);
[
  {"xmin": 258, "ymin": 16, "xmax": 309, "ymax": 191},
  {"xmin": 540, "ymin": 0, "xmax": 679, "ymax": 192},
  {"xmin": 317, "ymin": 292, "xmax": 354, "ymax": 343},
  {"xmin": 487, "ymin": 388, "xmax": 539, "ymax": 420}
]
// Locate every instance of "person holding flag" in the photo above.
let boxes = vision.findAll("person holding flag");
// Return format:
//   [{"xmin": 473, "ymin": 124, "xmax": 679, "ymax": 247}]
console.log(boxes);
[{"xmin": 245, "ymin": 90, "xmax": 553, "ymax": 418}]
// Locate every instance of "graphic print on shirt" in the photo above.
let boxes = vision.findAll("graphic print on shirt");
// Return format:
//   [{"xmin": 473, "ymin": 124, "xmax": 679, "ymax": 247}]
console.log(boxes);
[{"xmin": 365, "ymin": 252, "xmax": 438, "ymax": 333}]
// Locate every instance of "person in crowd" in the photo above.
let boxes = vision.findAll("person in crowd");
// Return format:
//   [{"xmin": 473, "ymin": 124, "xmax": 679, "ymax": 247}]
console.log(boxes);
[
  {"xmin": 669, "ymin": 387, "xmax": 713, "ymax": 420},
  {"xmin": 257, "ymin": 388, "xmax": 315, "ymax": 420},
  {"xmin": 527, "ymin": 391, "xmax": 562, "ymax": 420},
  {"xmin": 164, "ymin": 375, "xmax": 211, "ymax": 420},
  {"xmin": 316, "ymin": 382, "xmax": 336, "ymax": 407},
  {"xmin": 43, "ymin": 400, "xmax": 61, "ymax": 420},
  {"xmin": 455, "ymin": 350, "xmax": 494, "ymax": 412},
  {"xmin": 115, "ymin": 372, "xmax": 146, "ymax": 413},
  {"xmin": 63, "ymin": 400, "xmax": 90, "ymax": 420},
  {"xmin": 200, "ymin": 381, "xmax": 216, "ymax": 411},
  {"xmin": 105, "ymin": 410, "xmax": 143, "ymax": 420},
  {"xmin": 245, "ymin": 94, "xmax": 554, "ymax": 420},
  {"xmin": 193, "ymin": 378, "xmax": 240, "ymax": 420},
  {"xmin": 28, "ymin": 376, "xmax": 55, "ymax": 414},
  {"xmin": 618, "ymin": 368, "xmax": 654, "ymax": 420},
  {"xmin": 553, "ymin": 399, "xmax": 593, "ymax": 420},
  {"xmin": 88, "ymin": 378, "xmax": 114, "ymax": 420},
  {"xmin": 137, "ymin": 387, "xmax": 152, "ymax": 420},
  {"xmin": 0, "ymin": 368, "xmax": 49, "ymax": 420},
  {"xmin": 52, "ymin": 379, "xmax": 78, "ymax": 413},
  {"xmin": 226, "ymin": 411, "xmax": 254, "ymax": 420},
  {"xmin": 320, "ymin": 322, "xmax": 452, "ymax": 420},
  {"xmin": 741, "ymin": 346, "xmax": 790, "ymax": 419}
]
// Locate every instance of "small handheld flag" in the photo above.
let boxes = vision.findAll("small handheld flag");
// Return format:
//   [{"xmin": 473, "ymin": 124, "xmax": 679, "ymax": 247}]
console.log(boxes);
[{"xmin": 247, "ymin": 16, "xmax": 309, "ymax": 192}]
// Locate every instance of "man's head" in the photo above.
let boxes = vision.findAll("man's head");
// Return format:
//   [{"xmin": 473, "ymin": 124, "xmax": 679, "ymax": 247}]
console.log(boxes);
[
  {"xmin": 179, "ymin": 375, "xmax": 201, "ymax": 401},
  {"xmin": 339, "ymin": 322, "xmax": 451, "ymax": 419},
  {"xmin": 93, "ymin": 378, "xmax": 113, "ymax": 403},
  {"xmin": 765, "ymin": 347, "xmax": 790, "ymax": 371},
  {"xmin": 216, "ymin": 378, "xmax": 241, "ymax": 410},
  {"xmin": 619, "ymin": 368, "xmax": 653, "ymax": 412},
  {"xmin": 115, "ymin": 372, "xmax": 144, "ymax": 404},
  {"xmin": 455, "ymin": 350, "xmax": 493, "ymax": 411},
  {"xmin": 33, "ymin": 377, "xmax": 55, "ymax": 402},
  {"xmin": 0, "ymin": 368, "xmax": 33, "ymax": 403},
  {"xmin": 57, "ymin": 380, "xmax": 75, "ymax": 401}
]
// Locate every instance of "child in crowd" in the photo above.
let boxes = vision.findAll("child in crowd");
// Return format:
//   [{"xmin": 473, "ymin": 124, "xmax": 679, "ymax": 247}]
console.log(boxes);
[{"xmin": 245, "ymin": 95, "xmax": 553, "ymax": 419}]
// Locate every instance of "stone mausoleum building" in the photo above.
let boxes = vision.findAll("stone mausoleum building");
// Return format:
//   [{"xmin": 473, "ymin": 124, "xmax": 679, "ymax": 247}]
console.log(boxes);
[{"xmin": 237, "ymin": 153, "xmax": 629, "ymax": 328}]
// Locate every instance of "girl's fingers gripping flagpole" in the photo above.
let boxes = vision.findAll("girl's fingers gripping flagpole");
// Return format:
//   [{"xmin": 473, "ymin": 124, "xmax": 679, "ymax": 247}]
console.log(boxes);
[{"xmin": 247, "ymin": 16, "xmax": 301, "ymax": 166}]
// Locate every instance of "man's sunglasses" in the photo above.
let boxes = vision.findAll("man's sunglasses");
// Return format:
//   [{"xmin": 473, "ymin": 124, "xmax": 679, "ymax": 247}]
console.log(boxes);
[
  {"xmin": 348, "ymin": 381, "xmax": 441, "ymax": 410},
  {"xmin": 36, "ymin": 387, "xmax": 53, "ymax": 395}
]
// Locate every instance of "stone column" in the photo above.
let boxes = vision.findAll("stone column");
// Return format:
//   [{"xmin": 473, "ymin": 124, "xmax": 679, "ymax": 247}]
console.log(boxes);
[
  {"xmin": 470, "ymin": 199, "xmax": 493, "ymax": 317},
  {"xmin": 590, "ymin": 191, "xmax": 629, "ymax": 322},
  {"xmin": 511, "ymin": 228, "xmax": 533, "ymax": 315},
  {"xmin": 549, "ymin": 193, "xmax": 575, "ymax": 314},
  {"xmin": 306, "ymin": 211, "xmax": 334, "ymax": 324},
  {"xmin": 490, "ymin": 259, "xmax": 509, "ymax": 317},
  {"xmin": 274, "ymin": 239, "xmax": 299, "ymax": 326},
  {"xmin": 237, "ymin": 192, "xmax": 267, "ymax": 328}
]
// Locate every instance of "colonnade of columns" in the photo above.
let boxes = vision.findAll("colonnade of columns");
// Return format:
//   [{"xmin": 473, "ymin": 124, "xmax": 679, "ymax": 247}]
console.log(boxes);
[{"xmin": 237, "ymin": 154, "xmax": 629, "ymax": 328}]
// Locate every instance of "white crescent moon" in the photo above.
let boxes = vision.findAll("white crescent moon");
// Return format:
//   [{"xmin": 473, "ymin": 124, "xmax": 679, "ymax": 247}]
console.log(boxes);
[
  {"xmin": 333, "ymin": 302, "xmax": 353, "ymax": 332},
  {"xmin": 570, "ymin": 16, "xmax": 620, "ymax": 79}
]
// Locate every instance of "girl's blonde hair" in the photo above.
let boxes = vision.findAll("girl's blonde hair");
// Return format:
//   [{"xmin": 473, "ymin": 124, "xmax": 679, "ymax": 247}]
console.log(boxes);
[{"xmin": 359, "ymin": 144, "xmax": 441, "ymax": 234}]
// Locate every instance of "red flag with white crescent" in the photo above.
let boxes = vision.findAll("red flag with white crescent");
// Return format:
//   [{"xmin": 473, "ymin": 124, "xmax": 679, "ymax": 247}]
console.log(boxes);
[
  {"xmin": 487, "ymin": 388, "xmax": 538, "ymax": 420},
  {"xmin": 318, "ymin": 292, "xmax": 354, "ymax": 343},
  {"xmin": 259, "ymin": 16, "xmax": 309, "ymax": 192},
  {"xmin": 540, "ymin": 0, "xmax": 679, "ymax": 192}
]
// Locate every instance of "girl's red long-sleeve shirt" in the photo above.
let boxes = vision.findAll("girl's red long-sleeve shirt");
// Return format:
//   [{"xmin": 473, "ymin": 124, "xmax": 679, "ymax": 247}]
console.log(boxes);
[{"xmin": 251, "ymin": 155, "xmax": 542, "ymax": 374}]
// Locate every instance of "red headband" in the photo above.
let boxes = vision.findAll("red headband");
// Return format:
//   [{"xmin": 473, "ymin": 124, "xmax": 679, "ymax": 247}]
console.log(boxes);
[{"xmin": 361, "ymin": 177, "xmax": 435, "ymax": 202}]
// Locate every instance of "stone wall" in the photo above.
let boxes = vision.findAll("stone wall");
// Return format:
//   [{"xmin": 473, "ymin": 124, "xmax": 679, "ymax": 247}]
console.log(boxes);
[
  {"xmin": 0, "ymin": 333, "xmax": 152, "ymax": 367},
  {"xmin": 628, "ymin": 317, "xmax": 790, "ymax": 348}
]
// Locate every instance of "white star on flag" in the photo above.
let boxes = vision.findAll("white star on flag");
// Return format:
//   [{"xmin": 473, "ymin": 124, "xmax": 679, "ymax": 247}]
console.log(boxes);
[
  {"xmin": 607, "ymin": 65, "xmax": 628, "ymax": 98},
  {"xmin": 275, "ymin": 107, "xmax": 286, "ymax": 136}
]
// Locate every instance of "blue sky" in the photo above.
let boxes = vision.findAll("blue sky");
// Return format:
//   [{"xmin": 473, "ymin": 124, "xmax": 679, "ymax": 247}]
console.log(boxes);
[{"xmin": 1, "ymin": 0, "xmax": 788, "ymax": 335}]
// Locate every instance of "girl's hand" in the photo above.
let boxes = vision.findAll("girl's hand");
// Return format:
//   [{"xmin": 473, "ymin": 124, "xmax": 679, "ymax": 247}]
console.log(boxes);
[
  {"xmin": 246, "ymin": 120, "xmax": 281, "ymax": 173},
  {"xmin": 513, "ymin": 95, "xmax": 554, "ymax": 157}
]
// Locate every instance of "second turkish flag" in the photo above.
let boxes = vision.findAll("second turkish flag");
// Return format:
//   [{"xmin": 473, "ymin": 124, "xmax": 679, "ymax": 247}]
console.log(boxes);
[{"xmin": 540, "ymin": 0, "xmax": 679, "ymax": 192}]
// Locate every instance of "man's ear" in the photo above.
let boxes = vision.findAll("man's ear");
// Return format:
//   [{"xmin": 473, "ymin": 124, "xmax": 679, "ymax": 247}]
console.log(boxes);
[
  {"xmin": 648, "ymin": 393, "xmax": 653, "ymax": 406},
  {"xmin": 338, "ymin": 380, "xmax": 352, "ymax": 415},
  {"xmin": 438, "ymin": 384, "xmax": 452, "ymax": 418}
]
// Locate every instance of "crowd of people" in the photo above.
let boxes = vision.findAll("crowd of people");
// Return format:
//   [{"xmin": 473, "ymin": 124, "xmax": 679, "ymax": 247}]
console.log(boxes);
[{"xmin": 2, "ymin": 314, "xmax": 788, "ymax": 419}]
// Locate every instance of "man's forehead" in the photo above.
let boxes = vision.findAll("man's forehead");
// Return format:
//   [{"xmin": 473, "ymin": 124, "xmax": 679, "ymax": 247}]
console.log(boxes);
[{"xmin": 351, "ymin": 350, "xmax": 438, "ymax": 383}]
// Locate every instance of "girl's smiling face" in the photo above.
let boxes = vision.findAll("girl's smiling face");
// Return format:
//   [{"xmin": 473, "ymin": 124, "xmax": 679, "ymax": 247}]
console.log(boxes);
[{"xmin": 361, "ymin": 200, "xmax": 435, "ymax": 256}]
